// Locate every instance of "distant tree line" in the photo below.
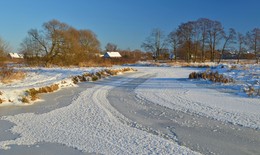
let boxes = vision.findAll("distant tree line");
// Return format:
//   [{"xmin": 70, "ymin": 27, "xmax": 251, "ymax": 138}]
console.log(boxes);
[
  {"xmin": 142, "ymin": 18, "xmax": 260, "ymax": 63},
  {"xmin": 0, "ymin": 18, "xmax": 259, "ymax": 66}
]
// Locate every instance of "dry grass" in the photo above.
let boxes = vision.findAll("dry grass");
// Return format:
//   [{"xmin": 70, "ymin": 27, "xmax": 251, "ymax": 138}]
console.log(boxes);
[
  {"xmin": 189, "ymin": 70, "xmax": 234, "ymax": 83},
  {"xmin": 78, "ymin": 60, "xmax": 113, "ymax": 67},
  {"xmin": 72, "ymin": 67, "xmax": 136, "ymax": 84},
  {"xmin": 24, "ymin": 84, "xmax": 60, "ymax": 103},
  {"xmin": 91, "ymin": 75, "xmax": 99, "ymax": 81},
  {"xmin": 21, "ymin": 68, "xmax": 135, "ymax": 103},
  {"xmin": 0, "ymin": 65, "xmax": 26, "ymax": 84},
  {"xmin": 21, "ymin": 97, "xmax": 30, "ymax": 103},
  {"xmin": 167, "ymin": 61, "xmax": 215, "ymax": 68},
  {"xmin": 244, "ymin": 86, "xmax": 260, "ymax": 97},
  {"xmin": 0, "ymin": 98, "xmax": 4, "ymax": 104}
]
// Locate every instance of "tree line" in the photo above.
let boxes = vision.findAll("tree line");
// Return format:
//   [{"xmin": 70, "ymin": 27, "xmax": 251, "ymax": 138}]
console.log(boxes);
[
  {"xmin": 142, "ymin": 18, "xmax": 260, "ymax": 63},
  {"xmin": 1, "ymin": 18, "xmax": 259, "ymax": 66}
]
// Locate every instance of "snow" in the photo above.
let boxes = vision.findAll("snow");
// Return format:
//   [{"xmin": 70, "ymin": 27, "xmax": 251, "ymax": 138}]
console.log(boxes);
[
  {"xmin": 213, "ymin": 64, "xmax": 260, "ymax": 97},
  {"xmin": 135, "ymin": 66, "xmax": 260, "ymax": 130},
  {"xmin": 104, "ymin": 52, "xmax": 122, "ymax": 58},
  {"xmin": 0, "ymin": 67, "xmax": 114, "ymax": 106},
  {"xmin": 0, "ymin": 69, "xmax": 199, "ymax": 154},
  {"xmin": 0, "ymin": 63, "xmax": 259, "ymax": 154}
]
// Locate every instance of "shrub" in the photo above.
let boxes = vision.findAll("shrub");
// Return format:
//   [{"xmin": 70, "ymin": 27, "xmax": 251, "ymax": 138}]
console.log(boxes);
[
  {"xmin": 72, "ymin": 76, "xmax": 79, "ymax": 84},
  {"xmin": 21, "ymin": 97, "xmax": 30, "ymax": 103},
  {"xmin": 24, "ymin": 84, "xmax": 60, "ymax": 102},
  {"xmin": 95, "ymin": 72, "xmax": 102, "ymax": 79},
  {"xmin": 0, "ymin": 98, "xmax": 4, "ymax": 104},
  {"xmin": 91, "ymin": 75, "xmax": 99, "ymax": 81},
  {"xmin": 0, "ymin": 65, "xmax": 26, "ymax": 84},
  {"xmin": 189, "ymin": 71, "xmax": 233, "ymax": 83},
  {"xmin": 50, "ymin": 84, "xmax": 59, "ymax": 91},
  {"xmin": 244, "ymin": 86, "xmax": 260, "ymax": 97},
  {"xmin": 26, "ymin": 88, "xmax": 39, "ymax": 100}
]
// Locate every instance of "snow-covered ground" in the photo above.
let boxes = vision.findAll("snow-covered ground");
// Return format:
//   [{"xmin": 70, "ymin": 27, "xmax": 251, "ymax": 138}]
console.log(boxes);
[
  {"xmin": 0, "ymin": 67, "xmax": 125, "ymax": 106},
  {"xmin": 0, "ymin": 67, "xmax": 199, "ymax": 154},
  {"xmin": 0, "ymin": 64, "xmax": 259, "ymax": 154},
  {"xmin": 212, "ymin": 64, "xmax": 260, "ymax": 97},
  {"xmin": 135, "ymin": 65, "xmax": 260, "ymax": 130}
]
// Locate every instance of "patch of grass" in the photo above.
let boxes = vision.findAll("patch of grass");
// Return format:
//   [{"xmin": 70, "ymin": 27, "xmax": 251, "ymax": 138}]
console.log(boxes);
[
  {"xmin": 0, "ymin": 98, "xmax": 4, "ymax": 104},
  {"xmin": 24, "ymin": 84, "xmax": 60, "ymax": 103},
  {"xmin": 189, "ymin": 71, "xmax": 234, "ymax": 83},
  {"xmin": 26, "ymin": 88, "xmax": 40, "ymax": 101},
  {"xmin": 91, "ymin": 75, "xmax": 99, "ymax": 81},
  {"xmin": 0, "ymin": 65, "xmax": 26, "ymax": 84},
  {"xmin": 71, "ymin": 68, "xmax": 136, "ymax": 84},
  {"xmin": 244, "ymin": 86, "xmax": 260, "ymax": 97},
  {"xmin": 95, "ymin": 72, "xmax": 102, "ymax": 79},
  {"xmin": 21, "ymin": 97, "xmax": 30, "ymax": 103}
]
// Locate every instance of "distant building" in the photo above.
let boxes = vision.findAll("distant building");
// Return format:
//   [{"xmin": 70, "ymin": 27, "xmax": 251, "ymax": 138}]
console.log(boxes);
[
  {"xmin": 103, "ymin": 52, "xmax": 121, "ymax": 58},
  {"xmin": 8, "ymin": 53, "xmax": 24, "ymax": 59}
]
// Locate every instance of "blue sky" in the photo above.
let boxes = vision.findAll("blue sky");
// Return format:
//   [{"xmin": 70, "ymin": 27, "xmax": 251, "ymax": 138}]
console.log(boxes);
[{"xmin": 0, "ymin": 0, "xmax": 259, "ymax": 52}]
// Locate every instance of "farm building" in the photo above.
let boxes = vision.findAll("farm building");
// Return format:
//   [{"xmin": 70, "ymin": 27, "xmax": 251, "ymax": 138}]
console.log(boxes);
[
  {"xmin": 103, "ymin": 52, "xmax": 121, "ymax": 58},
  {"xmin": 8, "ymin": 53, "xmax": 24, "ymax": 59}
]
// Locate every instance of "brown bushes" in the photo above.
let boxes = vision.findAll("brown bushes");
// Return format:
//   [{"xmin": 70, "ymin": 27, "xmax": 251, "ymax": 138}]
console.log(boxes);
[
  {"xmin": 0, "ymin": 65, "xmax": 26, "ymax": 84},
  {"xmin": 189, "ymin": 70, "xmax": 234, "ymax": 83},
  {"xmin": 72, "ymin": 68, "xmax": 136, "ymax": 84},
  {"xmin": 244, "ymin": 86, "xmax": 260, "ymax": 97},
  {"xmin": 21, "ymin": 97, "xmax": 30, "ymax": 103},
  {"xmin": 22, "ymin": 67, "xmax": 136, "ymax": 103},
  {"xmin": 24, "ymin": 84, "xmax": 60, "ymax": 103},
  {"xmin": 0, "ymin": 98, "xmax": 4, "ymax": 104}
]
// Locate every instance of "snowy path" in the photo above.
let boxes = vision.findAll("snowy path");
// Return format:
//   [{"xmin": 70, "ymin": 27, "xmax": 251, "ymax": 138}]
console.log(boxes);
[{"xmin": 0, "ymin": 71, "xmax": 199, "ymax": 154}]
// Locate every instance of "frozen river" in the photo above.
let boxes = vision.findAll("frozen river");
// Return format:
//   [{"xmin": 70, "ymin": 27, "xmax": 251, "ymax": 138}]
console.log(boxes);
[{"xmin": 0, "ymin": 67, "xmax": 259, "ymax": 154}]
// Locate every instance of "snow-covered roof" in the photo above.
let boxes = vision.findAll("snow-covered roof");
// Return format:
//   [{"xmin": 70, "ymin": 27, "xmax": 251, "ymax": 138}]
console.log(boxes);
[
  {"xmin": 103, "ymin": 52, "xmax": 121, "ymax": 58},
  {"xmin": 9, "ymin": 53, "xmax": 24, "ymax": 59}
]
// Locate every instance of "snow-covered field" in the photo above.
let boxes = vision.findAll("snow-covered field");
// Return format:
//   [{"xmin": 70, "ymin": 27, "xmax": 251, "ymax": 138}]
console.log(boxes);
[
  {"xmin": 134, "ymin": 65, "xmax": 260, "ymax": 130},
  {"xmin": 0, "ymin": 66, "xmax": 200, "ymax": 154},
  {"xmin": 0, "ymin": 67, "xmax": 126, "ymax": 106},
  {"xmin": 0, "ymin": 64, "xmax": 259, "ymax": 154}
]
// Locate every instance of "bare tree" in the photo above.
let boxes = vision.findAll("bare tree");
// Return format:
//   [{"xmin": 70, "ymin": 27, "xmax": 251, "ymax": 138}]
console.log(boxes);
[
  {"xmin": 168, "ymin": 30, "xmax": 180, "ymax": 61},
  {"xmin": 20, "ymin": 19, "xmax": 101, "ymax": 66},
  {"xmin": 79, "ymin": 30, "xmax": 100, "ymax": 56},
  {"xmin": 22, "ymin": 20, "xmax": 70, "ymax": 65},
  {"xmin": 246, "ymin": 28, "xmax": 260, "ymax": 63},
  {"xmin": 141, "ymin": 28, "xmax": 168, "ymax": 61},
  {"xmin": 177, "ymin": 22, "xmax": 194, "ymax": 62},
  {"xmin": 207, "ymin": 20, "xmax": 224, "ymax": 62},
  {"xmin": 197, "ymin": 18, "xmax": 211, "ymax": 62},
  {"xmin": 105, "ymin": 43, "xmax": 118, "ymax": 51},
  {"xmin": 0, "ymin": 37, "xmax": 11, "ymax": 59},
  {"xmin": 192, "ymin": 21, "xmax": 202, "ymax": 62},
  {"xmin": 218, "ymin": 28, "xmax": 236, "ymax": 63},
  {"xmin": 237, "ymin": 33, "xmax": 246, "ymax": 63}
]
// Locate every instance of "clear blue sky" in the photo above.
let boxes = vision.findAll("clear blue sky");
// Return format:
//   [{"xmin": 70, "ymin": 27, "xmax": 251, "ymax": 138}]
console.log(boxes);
[{"xmin": 0, "ymin": 0, "xmax": 259, "ymax": 52}]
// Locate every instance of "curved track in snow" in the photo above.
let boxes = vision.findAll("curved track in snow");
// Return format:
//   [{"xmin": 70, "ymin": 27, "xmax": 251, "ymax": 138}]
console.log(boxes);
[
  {"xmin": 0, "ymin": 71, "xmax": 198, "ymax": 155},
  {"xmin": 0, "ymin": 67, "xmax": 259, "ymax": 155}
]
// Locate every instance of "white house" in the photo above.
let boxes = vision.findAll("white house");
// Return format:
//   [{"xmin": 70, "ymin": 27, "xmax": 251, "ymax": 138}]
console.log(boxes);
[
  {"xmin": 8, "ymin": 53, "xmax": 24, "ymax": 59},
  {"xmin": 103, "ymin": 52, "xmax": 121, "ymax": 58}
]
